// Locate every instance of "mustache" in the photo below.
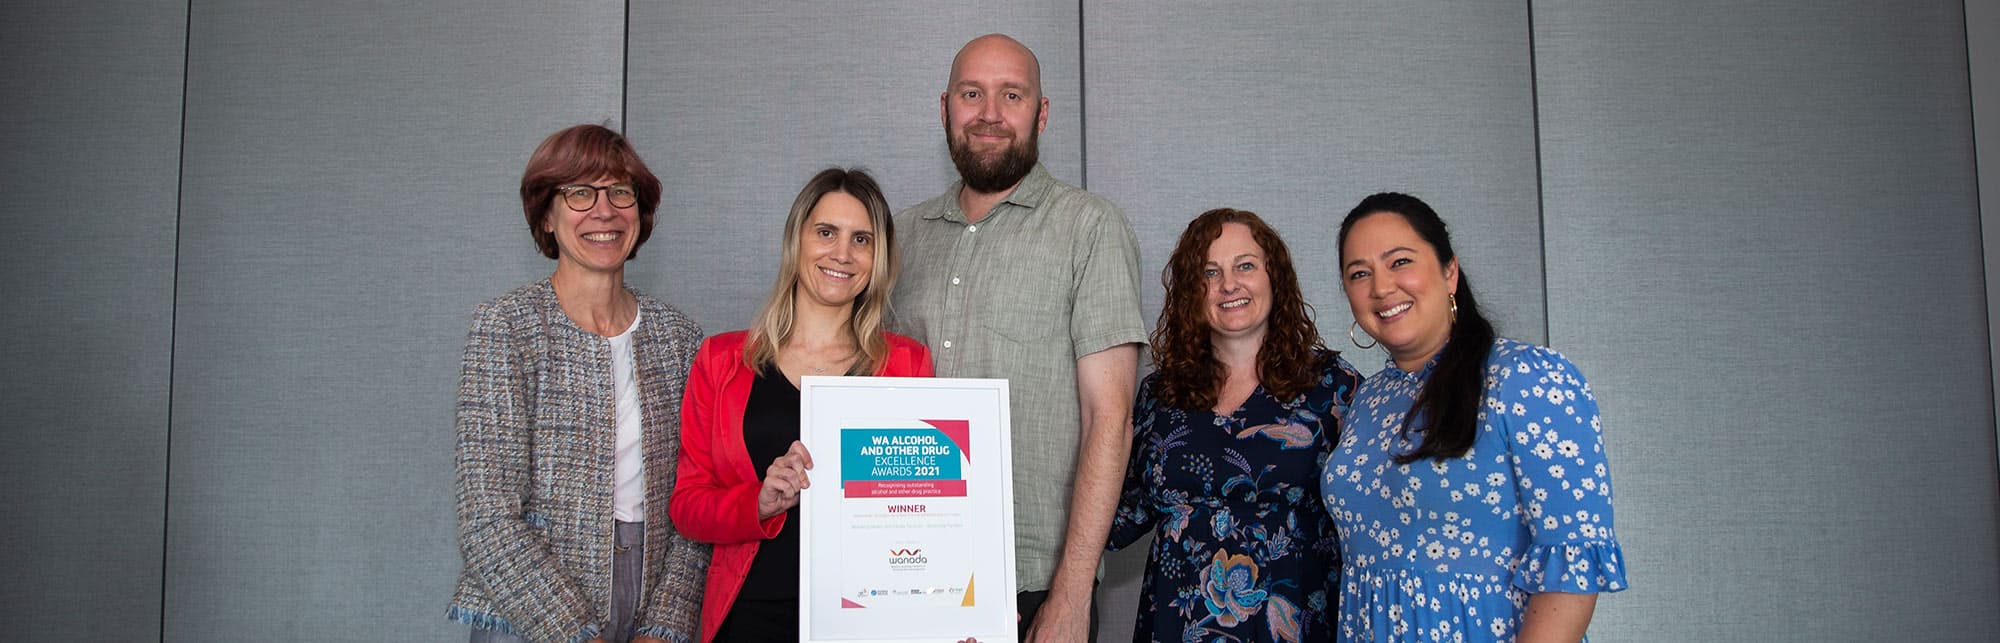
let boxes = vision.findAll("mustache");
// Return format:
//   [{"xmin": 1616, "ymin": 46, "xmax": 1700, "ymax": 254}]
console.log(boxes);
[{"xmin": 961, "ymin": 123, "xmax": 1014, "ymax": 138}]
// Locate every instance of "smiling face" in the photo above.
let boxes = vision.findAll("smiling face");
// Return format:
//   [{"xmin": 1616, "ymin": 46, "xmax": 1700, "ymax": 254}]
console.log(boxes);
[
  {"xmin": 1203, "ymin": 222, "xmax": 1273, "ymax": 344},
  {"xmin": 940, "ymin": 35, "xmax": 1049, "ymax": 193},
  {"xmin": 793, "ymin": 191, "xmax": 876, "ymax": 314},
  {"xmin": 545, "ymin": 176, "xmax": 640, "ymax": 277},
  {"xmin": 1341, "ymin": 211, "xmax": 1459, "ymax": 371}
]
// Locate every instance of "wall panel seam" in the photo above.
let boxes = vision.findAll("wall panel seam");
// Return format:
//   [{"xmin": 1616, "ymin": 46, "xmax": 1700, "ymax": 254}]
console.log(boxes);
[
  {"xmin": 162, "ymin": 0, "xmax": 195, "ymax": 639},
  {"xmin": 621, "ymin": 0, "xmax": 631, "ymax": 130},
  {"xmin": 1965, "ymin": 0, "xmax": 2000, "ymax": 496},
  {"xmin": 1077, "ymin": 0, "xmax": 1088, "ymax": 189},
  {"xmin": 1525, "ymin": 0, "xmax": 1552, "ymax": 348}
]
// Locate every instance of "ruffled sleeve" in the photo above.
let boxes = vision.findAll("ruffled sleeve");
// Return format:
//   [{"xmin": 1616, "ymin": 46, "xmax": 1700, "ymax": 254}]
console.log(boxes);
[
  {"xmin": 1516, "ymin": 539, "xmax": 1627, "ymax": 593},
  {"xmin": 1494, "ymin": 342, "xmax": 1629, "ymax": 594}
]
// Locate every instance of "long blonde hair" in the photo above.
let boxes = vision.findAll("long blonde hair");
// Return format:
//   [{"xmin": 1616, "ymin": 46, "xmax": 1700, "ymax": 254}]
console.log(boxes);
[{"xmin": 746, "ymin": 168, "xmax": 898, "ymax": 374}]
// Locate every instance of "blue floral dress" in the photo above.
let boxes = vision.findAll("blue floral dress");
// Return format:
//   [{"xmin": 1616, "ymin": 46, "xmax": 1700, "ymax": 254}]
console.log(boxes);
[
  {"xmin": 1321, "ymin": 339, "xmax": 1627, "ymax": 642},
  {"xmin": 1111, "ymin": 349, "xmax": 1362, "ymax": 643}
]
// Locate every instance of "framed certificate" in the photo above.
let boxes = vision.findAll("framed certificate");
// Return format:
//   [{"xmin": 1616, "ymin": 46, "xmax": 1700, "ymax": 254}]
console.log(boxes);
[{"xmin": 798, "ymin": 376, "xmax": 1017, "ymax": 643}]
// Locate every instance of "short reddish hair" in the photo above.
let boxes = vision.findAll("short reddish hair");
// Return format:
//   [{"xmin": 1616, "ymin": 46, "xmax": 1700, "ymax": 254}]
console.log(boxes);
[{"xmin": 519, "ymin": 124, "xmax": 663, "ymax": 259}]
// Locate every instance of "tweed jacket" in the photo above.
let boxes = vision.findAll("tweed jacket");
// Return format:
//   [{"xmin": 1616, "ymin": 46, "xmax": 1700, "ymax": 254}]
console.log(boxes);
[
  {"xmin": 449, "ymin": 279, "xmax": 708, "ymax": 643},
  {"xmin": 669, "ymin": 330, "xmax": 934, "ymax": 642}
]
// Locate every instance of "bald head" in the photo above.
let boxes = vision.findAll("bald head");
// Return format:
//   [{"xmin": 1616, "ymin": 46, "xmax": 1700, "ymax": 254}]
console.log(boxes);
[
  {"xmin": 948, "ymin": 33, "xmax": 1042, "ymax": 96},
  {"xmin": 939, "ymin": 33, "xmax": 1049, "ymax": 194}
]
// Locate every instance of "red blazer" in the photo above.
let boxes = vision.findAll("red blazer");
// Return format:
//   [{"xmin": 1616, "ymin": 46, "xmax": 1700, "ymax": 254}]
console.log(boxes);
[{"xmin": 670, "ymin": 329, "xmax": 934, "ymax": 642}]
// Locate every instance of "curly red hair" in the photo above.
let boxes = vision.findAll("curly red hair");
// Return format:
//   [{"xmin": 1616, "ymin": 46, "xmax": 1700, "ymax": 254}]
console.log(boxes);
[{"xmin": 1149, "ymin": 208, "xmax": 1326, "ymax": 411}]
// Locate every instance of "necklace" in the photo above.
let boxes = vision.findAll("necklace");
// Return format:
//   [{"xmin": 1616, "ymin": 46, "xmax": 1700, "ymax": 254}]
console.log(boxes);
[{"xmin": 786, "ymin": 349, "xmax": 854, "ymax": 377}]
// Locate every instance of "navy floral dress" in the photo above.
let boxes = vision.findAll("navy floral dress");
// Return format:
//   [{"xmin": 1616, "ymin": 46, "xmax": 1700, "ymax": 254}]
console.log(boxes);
[{"xmin": 1110, "ymin": 349, "xmax": 1362, "ymax": 643}]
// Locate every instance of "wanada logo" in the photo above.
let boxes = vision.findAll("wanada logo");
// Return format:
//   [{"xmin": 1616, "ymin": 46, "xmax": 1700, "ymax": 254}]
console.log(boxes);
[{"xmin": 888, "ymin": 548, "xmax": 928, "ymax": 565}]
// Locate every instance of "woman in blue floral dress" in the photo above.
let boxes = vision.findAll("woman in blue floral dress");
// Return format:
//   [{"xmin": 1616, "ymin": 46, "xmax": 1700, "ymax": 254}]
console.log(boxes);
[
  {"xmin": 1110, "ymin": 209, "xmax": 1362, "ymax": 643},
  {"xmin": 1326, "ymin": 193, "xmax": 1626, "ymax": 642}
]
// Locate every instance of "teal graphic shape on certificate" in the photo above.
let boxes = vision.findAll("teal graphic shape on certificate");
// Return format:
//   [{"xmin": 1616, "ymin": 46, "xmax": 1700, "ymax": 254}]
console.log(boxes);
[{"xmin": 839, "ymin": 424, "xmax": 968, "ymax": 498}]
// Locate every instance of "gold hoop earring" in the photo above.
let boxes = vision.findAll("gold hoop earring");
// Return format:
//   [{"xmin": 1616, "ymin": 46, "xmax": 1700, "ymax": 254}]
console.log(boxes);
[
  {"xmin": 1349, "ymin": 321, "xmax": 1378, "ymax": 350},
  {"xmin": 1449, "ymin": 293, "xmax": 1459, "ymax": 324}
]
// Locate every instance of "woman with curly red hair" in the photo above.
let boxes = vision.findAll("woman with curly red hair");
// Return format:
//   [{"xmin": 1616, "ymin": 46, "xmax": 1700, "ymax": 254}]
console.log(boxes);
[{"xmin": 1108, "ymin": 208, "xmax": 1361, "ymax": 642}]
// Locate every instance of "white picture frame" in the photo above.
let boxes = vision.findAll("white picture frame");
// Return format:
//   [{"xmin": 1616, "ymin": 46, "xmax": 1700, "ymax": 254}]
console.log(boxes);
[{"xmin": 797, "ymin": 376, "xmax": 1018, "ymax": 643}]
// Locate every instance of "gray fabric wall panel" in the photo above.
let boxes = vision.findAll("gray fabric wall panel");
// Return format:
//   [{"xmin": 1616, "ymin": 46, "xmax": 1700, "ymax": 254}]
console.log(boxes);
[
  {"xmin": 1534, "ymin": 2, "xmax": 1996, "ymax": 640},
  {"xmin": 0, "ymin": 2, "xmax": 184, "ymax": 638},
  {"xmin": 168, "ymin": 2, "xmax": 624, "ymax": 638},
  {"xmin": 1082, "ymin": 4, "xmax": 1542, "ymax": 639},
  {"xmin": 1082, "ymin": 3, "xmax": 1547, "ymax": 369},
  {"xmin": 624, "ymin": 2, "xmax": 1082, "ymax": 334}
]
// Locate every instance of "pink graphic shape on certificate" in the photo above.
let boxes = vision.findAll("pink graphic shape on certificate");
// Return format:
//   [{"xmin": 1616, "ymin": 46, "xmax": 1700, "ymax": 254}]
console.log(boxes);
[
  {"xmin": 923, "ymin": 419, "xmax": 971, "ymax": 461},
  {"xmin": 844, "ymin": 479, "xmax": 968, "ymax": 498}
]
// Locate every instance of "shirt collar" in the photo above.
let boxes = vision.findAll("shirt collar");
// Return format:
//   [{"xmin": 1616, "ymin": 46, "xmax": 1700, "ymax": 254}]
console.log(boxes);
[
  {"xmin": 1380, "ymin": 345, "xmax": 1446, "ymax": 382},
  {"xmin": 926, "ymin": 163, "xmax": 1054, "ymax": 223}
]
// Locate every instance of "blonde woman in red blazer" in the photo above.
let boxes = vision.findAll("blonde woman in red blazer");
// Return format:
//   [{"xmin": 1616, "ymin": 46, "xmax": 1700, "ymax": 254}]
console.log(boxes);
[{"xmin": 671, "ymin": 168, "xmax": 933, "ymax": 643}]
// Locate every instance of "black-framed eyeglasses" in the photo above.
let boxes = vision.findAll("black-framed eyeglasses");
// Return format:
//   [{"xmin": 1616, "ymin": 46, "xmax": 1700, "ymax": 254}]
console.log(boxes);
[{"xmin": 556, "ymin": 182, "xmax": 638, "ymax": 212}]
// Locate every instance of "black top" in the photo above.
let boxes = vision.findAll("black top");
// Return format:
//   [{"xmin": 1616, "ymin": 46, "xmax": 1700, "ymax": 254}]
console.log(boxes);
[{"xmin": 736, "ymin": 363, "xmax": 800, "ymax": 601}]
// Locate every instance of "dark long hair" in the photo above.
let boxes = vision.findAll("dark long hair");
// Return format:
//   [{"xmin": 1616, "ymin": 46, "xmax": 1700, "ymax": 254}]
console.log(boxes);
[
  {"xmin": 1338, "ymin": 193, "xmax": 1495, "ymax": 464},
  {"xmin": 1151, "ymin": 208, "xmax": 1324, "ymax": 410}
]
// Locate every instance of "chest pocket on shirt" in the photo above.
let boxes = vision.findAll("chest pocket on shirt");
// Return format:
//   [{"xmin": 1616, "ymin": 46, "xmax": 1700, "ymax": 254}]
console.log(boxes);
[{"xmin": 980, "ymin": 241, "xmax": 1072, "ymax": 347}]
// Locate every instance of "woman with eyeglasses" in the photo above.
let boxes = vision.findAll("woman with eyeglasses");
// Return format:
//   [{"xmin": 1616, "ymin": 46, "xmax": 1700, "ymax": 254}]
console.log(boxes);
[
  {"xmin": 449, "ymin": 124, "xmax": 705, "ymax": 643},
  {"xmin": 1325, "ymin": 193, "xmax": 1626, "ymax": 642},
  {"xmin": 670, "ymin": 168, "xmax": 934, "ymax": 643}
]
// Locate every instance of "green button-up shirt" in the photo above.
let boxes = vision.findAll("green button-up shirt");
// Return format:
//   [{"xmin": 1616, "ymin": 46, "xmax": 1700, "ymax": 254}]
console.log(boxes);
[{"xmin": 892, "ymin": 163, "xmax": 1147, "ymax": 592}]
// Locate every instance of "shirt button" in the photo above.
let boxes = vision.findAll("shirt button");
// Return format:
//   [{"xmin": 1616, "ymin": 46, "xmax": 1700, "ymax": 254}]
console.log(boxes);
[
  {"xmin": 951, "ymin": 277, "xmax": 961, "ymax": 285},
  {"xmin": 966, "ymin": 225, "xmax": 978, "ymax": 233},
  {"xmin": 942, "ymin": 340, "xmax": 953, "ymax": 349}
]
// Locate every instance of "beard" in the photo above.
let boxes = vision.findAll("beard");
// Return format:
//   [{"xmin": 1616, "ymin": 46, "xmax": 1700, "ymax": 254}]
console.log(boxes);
[{"xmin": 946, "ymin": 111, "xmax": 1041, "ymax": 193}]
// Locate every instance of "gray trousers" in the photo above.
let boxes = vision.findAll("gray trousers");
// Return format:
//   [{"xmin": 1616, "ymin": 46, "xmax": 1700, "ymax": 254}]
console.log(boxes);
[{"xmin": 470, "ymin": 520, "xmax": 645, "ymax": 643}]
